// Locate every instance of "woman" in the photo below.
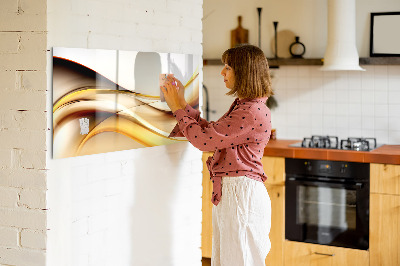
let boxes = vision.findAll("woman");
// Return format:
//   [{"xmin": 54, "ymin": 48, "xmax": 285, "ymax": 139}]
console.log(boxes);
[{"xmin": 161, "ymin": 44, "xmax": 273, "ymax": 266}]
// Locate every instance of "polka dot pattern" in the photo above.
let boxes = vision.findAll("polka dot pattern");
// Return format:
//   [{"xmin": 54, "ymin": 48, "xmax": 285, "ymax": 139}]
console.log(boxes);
[{"xmin": 169, "ymin": 97, "xmax": 272, "ymax": 206}]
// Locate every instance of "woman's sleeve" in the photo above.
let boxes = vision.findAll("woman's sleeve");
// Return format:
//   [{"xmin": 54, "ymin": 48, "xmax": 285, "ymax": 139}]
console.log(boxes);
[
  {"xmin": 171, "ymin": 106, "xmax": 256, "ymax": 152},
  {"xmin": 168, "ymin": 104, "xmax": 211, "ymax": 137}
]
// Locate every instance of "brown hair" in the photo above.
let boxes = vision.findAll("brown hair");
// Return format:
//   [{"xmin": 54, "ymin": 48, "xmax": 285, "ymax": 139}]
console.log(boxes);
[{"xmin": 221, "ymin": 44, "xmax": 273, "ymax": 99}]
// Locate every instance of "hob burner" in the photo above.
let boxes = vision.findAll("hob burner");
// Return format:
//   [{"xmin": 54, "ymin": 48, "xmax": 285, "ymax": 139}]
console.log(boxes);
[{"xmin": 290, "ymin": 136, "xmax": 379, "ymax": 151}]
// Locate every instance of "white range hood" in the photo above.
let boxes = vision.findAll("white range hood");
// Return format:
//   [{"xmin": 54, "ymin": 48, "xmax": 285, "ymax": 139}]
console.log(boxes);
[{"xmin": 320, "ymin": 0, "xmax": 365, "ymax": 71}]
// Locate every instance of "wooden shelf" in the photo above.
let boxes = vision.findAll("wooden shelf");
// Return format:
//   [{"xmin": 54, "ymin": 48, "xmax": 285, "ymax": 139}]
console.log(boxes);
[
  {"xmin": 359, "ymin": 57, "xmax": 400, "ymax": 65},
  {"xmin": 203, "ymin": 58, "xmax": 323, "ymax": 67},
  {"xmin": 268, "ymin": 58, "xmax": 322, "ymax": 67},
  {"xmin": 203, "ymin": 57, "xmax": 400, "ymax": 67}
]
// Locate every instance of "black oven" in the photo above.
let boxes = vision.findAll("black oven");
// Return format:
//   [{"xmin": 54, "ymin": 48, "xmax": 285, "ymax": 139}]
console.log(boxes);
[{"xmin": 285, "ymin": 158, "xmax": 369, "ymax": 250}]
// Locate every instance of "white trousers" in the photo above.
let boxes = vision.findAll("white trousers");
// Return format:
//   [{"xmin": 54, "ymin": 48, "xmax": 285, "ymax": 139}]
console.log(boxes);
[{"xmin": 211, "ymin": 176, "xmax": 272, "ymax": 266}]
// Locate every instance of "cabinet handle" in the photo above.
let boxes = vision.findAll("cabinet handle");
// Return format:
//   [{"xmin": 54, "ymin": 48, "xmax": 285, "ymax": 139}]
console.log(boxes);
[{"xmin": 313, "ymin": 252, "xmax": 335, "ymax": 256}]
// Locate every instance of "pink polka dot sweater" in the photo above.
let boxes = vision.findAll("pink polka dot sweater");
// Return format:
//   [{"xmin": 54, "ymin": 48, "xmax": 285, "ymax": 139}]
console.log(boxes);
[{"xmin": 169, "ymin": 97, "xmax": 272, "ymax": 206}]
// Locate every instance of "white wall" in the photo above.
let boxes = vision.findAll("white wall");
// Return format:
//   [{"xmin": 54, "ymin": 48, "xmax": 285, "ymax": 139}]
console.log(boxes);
[
  {"xmin": 203, "ymin": 0, "xmax": 400, "ymax": 58},
  {"xmin": 0, "ymin": 0, "xmax": 48, "ymax": 265},
  {"xmin": 203, "ymin": 0, "xmax": 400, "ymax": 145},
  {"xmin": 46, "ymin": 0, "xmax": 203, "ymax": 266}
]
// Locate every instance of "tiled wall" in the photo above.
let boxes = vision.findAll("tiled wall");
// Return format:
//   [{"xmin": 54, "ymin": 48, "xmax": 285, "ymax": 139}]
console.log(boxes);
[{"xmin": 203, "ymin": 65, "xmax": 400, "ymax": 145}]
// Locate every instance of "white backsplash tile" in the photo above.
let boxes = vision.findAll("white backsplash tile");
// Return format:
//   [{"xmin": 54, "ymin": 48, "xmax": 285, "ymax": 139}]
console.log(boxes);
[
  {"xmin": 286, "ymin": 77, "xmax": 299, "ymax": 89},
  {"xmin": 361, "ymin": 104, "xmax": 375, "ymax": 117},
  {"xmin": 336, "ymin": 90, "xmax": 349, "ymax": 103},
  {"xmin": 375, "ymin": 104, "xmax": 389, "ymax": 117},
  {"xmin": 298, "ymin": 77, "xmax": 311, "ymax": 89},
  {"xmin": 349, "ymin": 128, "xmax": 362, "ymax": 137},
  {"xmin": 374, "ymin": 117, "xmax": 389, "ymax": 130},
  {"xmin": 388, "ymin": 76, "xmax": 400, "ymax": 91},
  {"xmin": 375, "ymin": 130, "xmax": 389, "ymax": 144},
  {"xmin": 203, "ymin": 65, "xmax": 400, "ymax": 144},
  {"xmin": 388, "ymin": 65, "xmax": 400, "ymax": 76},
  {"xmin": 361, "ymin": 90, "xmax": 375, "ymax": 103},
  {"xmin": 336, "ymin": 103, "xmax": 349, "ymax": 116},
  {"xmin": 374, "ymin": 90, "xmax": 388, "ymax": 104},
  {"xmin": 388, "ymin": 117, "xmax": 400, "ymax": 131},
  {"xmin": 298, "ymin": 67, "xmax": 312, "ymax": 78},
  {"xmin": 374, "ymin": 65, "xmax": 388, "ymax": 77},
  {"xmin": 336, "ymin": 115, "xmax": 349, "ymax": 129},
  {"xmin": 388, "ymin": 91, "xmax": 400, "ymax": 104},
  {"xmin": 389, "ymin": 105, "xmax": 400, "ymax": 117},
  {"xmin": 362, "ymin": 116, "xmax": 375, "ymax": 130},
  {"xmin": 348, "ymin": 79, "xmax": 362, "ymax": 91},
  {"xmin": 285, "ymin": 66, "xmax": 298, "ymax": 77},
  {"xmin": 348, "ymin": 90, "xmax": 362, "ymax": 103},
  {"xmin": 323, "ymin": 103, "xmax": 336, "ymax": 116},
  {"xmin": 362, "ymin": 129, "xmax": 375, "ymax": 138},
  {"xmin": 374, "ymin": 77, "xmax": 388, "ymax": 91},
  {"xmin": 348, "ymin": 103, "xmax": 362, "ymax": 116},
  {"xmin": 388, "ymin": 131, "xmax": 400, "ymax": 143}
]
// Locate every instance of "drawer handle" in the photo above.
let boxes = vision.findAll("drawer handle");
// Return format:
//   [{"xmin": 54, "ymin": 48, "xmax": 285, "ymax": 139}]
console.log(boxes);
[{"xmin": 314, "ymin": 252, "xmax": 335, "ymax": 256}]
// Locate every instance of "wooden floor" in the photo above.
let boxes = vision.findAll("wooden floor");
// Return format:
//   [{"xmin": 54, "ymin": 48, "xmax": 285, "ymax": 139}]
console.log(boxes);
[{"xmin": 202, "ymin": 257, "xmax": 211, "ymax": 266}]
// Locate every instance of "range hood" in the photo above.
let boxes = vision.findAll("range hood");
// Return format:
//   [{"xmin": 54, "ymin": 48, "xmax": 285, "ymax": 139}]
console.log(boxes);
[{"xmin": 320, "ymin": 0, "xmax": 365, "ymax": 71}]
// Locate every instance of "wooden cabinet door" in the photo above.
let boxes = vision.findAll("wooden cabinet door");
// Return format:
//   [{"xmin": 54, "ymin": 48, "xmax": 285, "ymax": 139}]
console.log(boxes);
[
  {"xmin": 202, "ymin": 152, "xmax": 213, "ymax": 258},
  {"xmin": 370, "ymin": 163, "xmax": 400, "ymax": 195},
  {"xmin": 284, "ymin": 241, "xmax": 369, "ymax": 266},
  {"xmin": 370, "ymin": 193, "xmax": 400, "ymax": 266},
  {"xmin": 265, "ymin": 184, "xmax": 285, "ymax": 266},
  {"xmin": 262, "ymin": 156, "xmax": 285, "ymax": 186}
]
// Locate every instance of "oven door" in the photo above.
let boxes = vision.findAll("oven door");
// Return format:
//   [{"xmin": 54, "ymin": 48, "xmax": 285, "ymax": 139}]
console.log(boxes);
[{"xmin": 285, "ymin": 177, "xmax": 369, "ymax": 250}]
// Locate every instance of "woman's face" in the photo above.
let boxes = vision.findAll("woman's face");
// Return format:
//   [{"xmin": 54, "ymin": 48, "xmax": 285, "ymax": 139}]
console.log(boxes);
[{"xmin": 220, "ymin": 64, "xmax": 235, "ymax": 89}]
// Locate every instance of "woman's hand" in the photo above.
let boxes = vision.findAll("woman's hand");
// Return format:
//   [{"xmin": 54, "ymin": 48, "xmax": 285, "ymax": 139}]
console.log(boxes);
[
  {"xmin": 160, "ymin": 80, "xmax": 184, "ymax": 113},
  {"xmin": 172, "ymin": 77, "xmax": 187, "ymax": 108}
]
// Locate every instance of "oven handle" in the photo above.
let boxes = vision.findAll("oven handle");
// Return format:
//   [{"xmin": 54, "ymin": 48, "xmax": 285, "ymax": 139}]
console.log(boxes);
[{"xmin": 286, "ymin": 177, "xmax": 364, "ymax": 189}]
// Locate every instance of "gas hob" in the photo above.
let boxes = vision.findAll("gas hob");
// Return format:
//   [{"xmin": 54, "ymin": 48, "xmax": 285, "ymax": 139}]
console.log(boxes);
[{"xmin": 289, "ymin": 135, "xmax": 383, "ymax": 151}]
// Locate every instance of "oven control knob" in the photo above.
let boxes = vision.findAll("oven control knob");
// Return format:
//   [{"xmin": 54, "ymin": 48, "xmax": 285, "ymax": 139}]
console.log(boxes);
[
  {"xmin": 304, "ymin": 161, "xmax": 312, "ymax": 171},
  {"xmin": 340, "ymin": 164, "xmax": 347, "ymax": 174}
]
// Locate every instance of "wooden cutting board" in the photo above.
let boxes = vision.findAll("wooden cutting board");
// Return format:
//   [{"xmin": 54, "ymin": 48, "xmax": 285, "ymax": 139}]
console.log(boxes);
[{"xmin": 231, "ymin": 16, "xmax": 249, "ymax": 48}]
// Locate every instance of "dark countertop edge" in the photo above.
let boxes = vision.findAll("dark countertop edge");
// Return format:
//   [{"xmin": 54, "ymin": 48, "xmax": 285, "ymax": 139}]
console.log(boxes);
[{"xmin": 263, "ymin": 140, "xmax": 400, "ymax": 165}]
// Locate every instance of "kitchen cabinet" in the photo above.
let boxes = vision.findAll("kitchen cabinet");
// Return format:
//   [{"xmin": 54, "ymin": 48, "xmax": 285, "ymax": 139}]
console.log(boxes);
[
  {"xmin": 202, "ymin": 156, "xmax": 400, "ymax": 265},
  {"xmin": 201, "ymin": 153, "xmax": 286, "ymax": 265},
  {"xmin": 264, "ymin": 184, "xmax": 285, "ymax": 265},
  {"xmin": 261, "ymin": 156, "xmax": 285, "ymax": 266},
  {"xmin": 370, "ymin": 163, "xmax": 400, "ymax": 266},
  {"xmin": 370, "ymin": 163, "xmax": 400, "ymax": 195},
  {"xmin": 202, "ymin": 152, "xmax": 213, "ymax": 258},
  {"xmin": 284, "ymin": 240, "xmax": 369, "ymax": 266}
]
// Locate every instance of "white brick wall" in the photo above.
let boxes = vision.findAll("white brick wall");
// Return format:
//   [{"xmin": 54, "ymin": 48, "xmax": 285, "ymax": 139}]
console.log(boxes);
[
  {"xmin": 46, "ymin": 1, "xmax": 203, "ymax": 266},
  {"xmin": 0, "ymin": 0, "xmax": 48, "ymax": 265},
  {"xmin": 2, "ymin": 0, "xmax": 203, "ymax": 265}
]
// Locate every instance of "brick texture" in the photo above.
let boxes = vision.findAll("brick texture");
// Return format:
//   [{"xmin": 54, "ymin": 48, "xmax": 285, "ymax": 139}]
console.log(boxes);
[
  {"xmin": 21, "ymin": 229, "xmax": 46, "ymax": 249},
  {"xmin": 0, "ymin": 0, "xmax": 48, "ymax": 264},
  {"xmin": 0, "ymin": 227, "xmax": 19, "ymax": 247}
]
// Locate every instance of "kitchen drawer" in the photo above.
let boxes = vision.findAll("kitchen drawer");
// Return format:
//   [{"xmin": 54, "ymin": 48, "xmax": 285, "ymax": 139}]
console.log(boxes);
[
  {"xmin": 370, "ymin": 163, "xmax": 400, "ymax": 195},
  {"xmin": 284, "ymin": 240, "xmax": 369, "ymax": 266}
]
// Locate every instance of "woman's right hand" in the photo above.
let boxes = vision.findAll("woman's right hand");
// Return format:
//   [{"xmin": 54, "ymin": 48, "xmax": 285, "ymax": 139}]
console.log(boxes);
[{"xmin": 170, "ymin": 77, "xmax": 187, "ymax": 107}]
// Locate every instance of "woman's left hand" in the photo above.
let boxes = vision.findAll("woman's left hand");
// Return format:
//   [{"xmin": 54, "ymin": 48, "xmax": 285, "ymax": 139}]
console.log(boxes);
[{"xmin": 160, "ymin": 81, "xmax": 183, "ymax": 113}]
